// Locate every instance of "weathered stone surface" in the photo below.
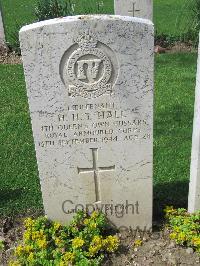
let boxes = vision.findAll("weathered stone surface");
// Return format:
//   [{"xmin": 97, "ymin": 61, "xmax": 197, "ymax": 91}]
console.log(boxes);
[
  {"xmin": 20, "ymin": 15, "xmax": 154, "ymax": 229},
  {"xmin": 188, "ymin": 40, "xmax": 200, "ymax": 213},
  {"xmin": 0, "ymin": 7, "xmax": 5, "ymax": 45},
  {"xmin": 114, "ymin": 0, "xmax": 153, "ymax": 20}
]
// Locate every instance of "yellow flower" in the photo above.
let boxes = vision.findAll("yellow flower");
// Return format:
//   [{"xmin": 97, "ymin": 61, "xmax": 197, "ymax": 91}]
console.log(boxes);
[
  {"xmin": 164, "ymin": 206, "xmax": 176, "ymax": 217},
  {"xmin": 37, "ymin": 239, "xmax": 47, "ymax": 249},
  {"xmin": 72, "ymin": 237, "xmax": 85, "ymax": 249},
  {"xmin": 54, "ymin": 222, "xmax": 61, "ymax": 231},
  {"xmin": 103, "ymin": 235, "xmax": 119, "ymax": 252},
  {"xmin": 173, "ymin": 226, "xmax": 180, "ymax": 233},
  {"xmin": 133, "ymin": 239, "xmax": 143, "ymax": 247},
  {"xmin": 164, "ymin": 206, "xmax": 174, "ymax": 213},
  {"xmin": 177, "ymin": 232, "xmax": 186, "ymax": 242},
  {"xmin": 23, "ymin": 230, "xmax": 31, "ymax": 242},
  {"xmin": 24, "ymin": 245, "xmax": 33, "ymax": 253},
  {"xmin": 15, "ymin": 244, "xmax": 33, "ymax": 256},
  {"xmin": 32, "ymin": 230, "xmax": 44, "ymax": 240},
  {"xmin": 39, "ymin": 229, "xmax": 45, "ymax": 236},
  {"xmin": 192, "ymin": 236, "xmax": 200, "ymax": 247},
  {"xmin": 170, "ymin": 232, "xmax": 177, "ymax": 240},
  {"xmin": 89, "ymin": 222, "xmax": 97, "ymax": 229},
  {"xmin": 55, "ymin": 237, "xmax": 64, "ymax": 247},
  {"xmin": 15, "ymin": 245, "xmax": 24, "ymax": 256},
  {"xmin": 24, "ymin": 218, "xmax": 34, "ymax": 228},
  {"xmin": 91, "ymin": 211, "xmax": 99, "ymax": 219},
  {"xmin": 92, "ymin": 236, "xmax": 102, "ymax": 246},
  {"xmin": 31, "ymin": 231, "xmax": 38, "ymax": 240},
  {"xmin": 89, "ymin": 245, "xmax": 99, "ymax": 257},
  {"xmin": 88, "ymin": 236, "xmax": 102, "ymax": 256},
  {"xmin": 83, "ymin": 218, "xmax": 90, "ymax": 225},
  {"xmin": 183, "ymin": 218, "xmax": 190, "ymax": 225},
  {"xmin": 27, "ymin": 252, "xmax": 34, "ymax": 263},
  {"xmin": 8, "ymin": 260, "xmax": 21, "ymax": 266},
  {"xmin": 63, "ymin": 251, "xmax": 75, "ymax": 263}
]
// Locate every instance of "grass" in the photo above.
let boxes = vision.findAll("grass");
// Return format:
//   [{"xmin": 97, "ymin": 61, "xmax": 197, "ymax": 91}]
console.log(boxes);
[
  {"xmin": 154, "ymin": 0, "xmax": 192, "ymax": 37},
  {"xmin": 0, "ymin": 0, "xmax": 194, "ymax": 45},
  {"xmin": 0, "ymin": 65, "xmax": 43, "ymax": 216},
  {"xmin": 0, "ymin": 0, "xmax": 36, "ymax": 43},
  {"xmin": 154, "ymin": 53, "xmax": 197, "ymax": 216},
  {"xmin": 0, "ymin": 53, "xmax": 197, "ymax": 217}
]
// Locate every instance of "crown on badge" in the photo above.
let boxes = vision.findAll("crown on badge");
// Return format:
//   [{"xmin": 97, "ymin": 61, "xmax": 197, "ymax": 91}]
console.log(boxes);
[{"xmin": 76, "ymin": 31, "xmax": 97, "ymax": 49}]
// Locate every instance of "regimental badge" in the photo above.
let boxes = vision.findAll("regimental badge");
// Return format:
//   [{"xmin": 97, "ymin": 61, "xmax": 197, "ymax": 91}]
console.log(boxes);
[{"xmin": 60, "ymin": 31, "xmax": 118, "ymax": 99}]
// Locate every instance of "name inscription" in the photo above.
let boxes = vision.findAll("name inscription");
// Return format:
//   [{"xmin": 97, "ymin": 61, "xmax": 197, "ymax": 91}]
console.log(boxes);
[{"xmin": 38, "ymin": 102, "xmax": 151, "ymax": 148}]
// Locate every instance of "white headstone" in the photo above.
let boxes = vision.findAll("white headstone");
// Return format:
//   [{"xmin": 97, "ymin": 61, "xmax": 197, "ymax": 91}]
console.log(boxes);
[
  {"xmin": 188, "ymin": 40, "xmax": 200, "ymax": 213},
  {"xmin": 20, "ymin": 15, "xmax": 154, "ymax": 230},
  {"xmin": 0, "ymin": 7, "xmax": 5, "ymax": 44},
  {"xmin": 114, "ymin": 0, "xmax": 153, "ymax": 21}
]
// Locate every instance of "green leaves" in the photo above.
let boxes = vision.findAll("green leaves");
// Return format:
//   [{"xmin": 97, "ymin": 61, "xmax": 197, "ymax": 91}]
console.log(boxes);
[
  {"xmin": 35, "ymin": 0, "xmax": 75, "ymax": 21},
  {"xmin": 11, "ymin": 211, "xmax": 119, "ymax": 265},
  {"xmin": 0, "ymin": 240, "xmax": 5, "ymax": 251},
  {"xmin": 166, "ymin": 207, "xmax": 200, "ymax": 252}
]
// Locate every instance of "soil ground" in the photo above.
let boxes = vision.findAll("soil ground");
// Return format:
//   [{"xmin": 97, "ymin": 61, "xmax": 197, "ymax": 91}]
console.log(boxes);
[
  {"xmin": 0, "ymin": 45, "xmax": 21, "ymax": 64},
  {"xmin": 0, "ymin": 213, "xmax": 199, "ymax": 266}
]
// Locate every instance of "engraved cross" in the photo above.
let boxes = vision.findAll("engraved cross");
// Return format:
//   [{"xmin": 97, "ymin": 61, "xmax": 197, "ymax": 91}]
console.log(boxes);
[
  {"xmin": 78, "ymin": 148, "xmax": 115, "ymax": 203},
  {"xmin": 128, "ymin": 2, "xmax": 140, "ymax": 17}
]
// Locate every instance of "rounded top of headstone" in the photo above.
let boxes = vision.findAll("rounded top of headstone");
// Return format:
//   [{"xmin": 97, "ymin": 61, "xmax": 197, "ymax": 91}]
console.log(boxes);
[{"xmin": 20, "ymin": 15, "xmax": 153, "ymax": 34}]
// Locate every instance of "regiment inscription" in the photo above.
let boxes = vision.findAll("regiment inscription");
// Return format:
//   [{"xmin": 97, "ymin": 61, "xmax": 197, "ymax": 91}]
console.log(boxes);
[{"xmin": 38, "ymin": 102, "xmax": 150, "ymax": 148}]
